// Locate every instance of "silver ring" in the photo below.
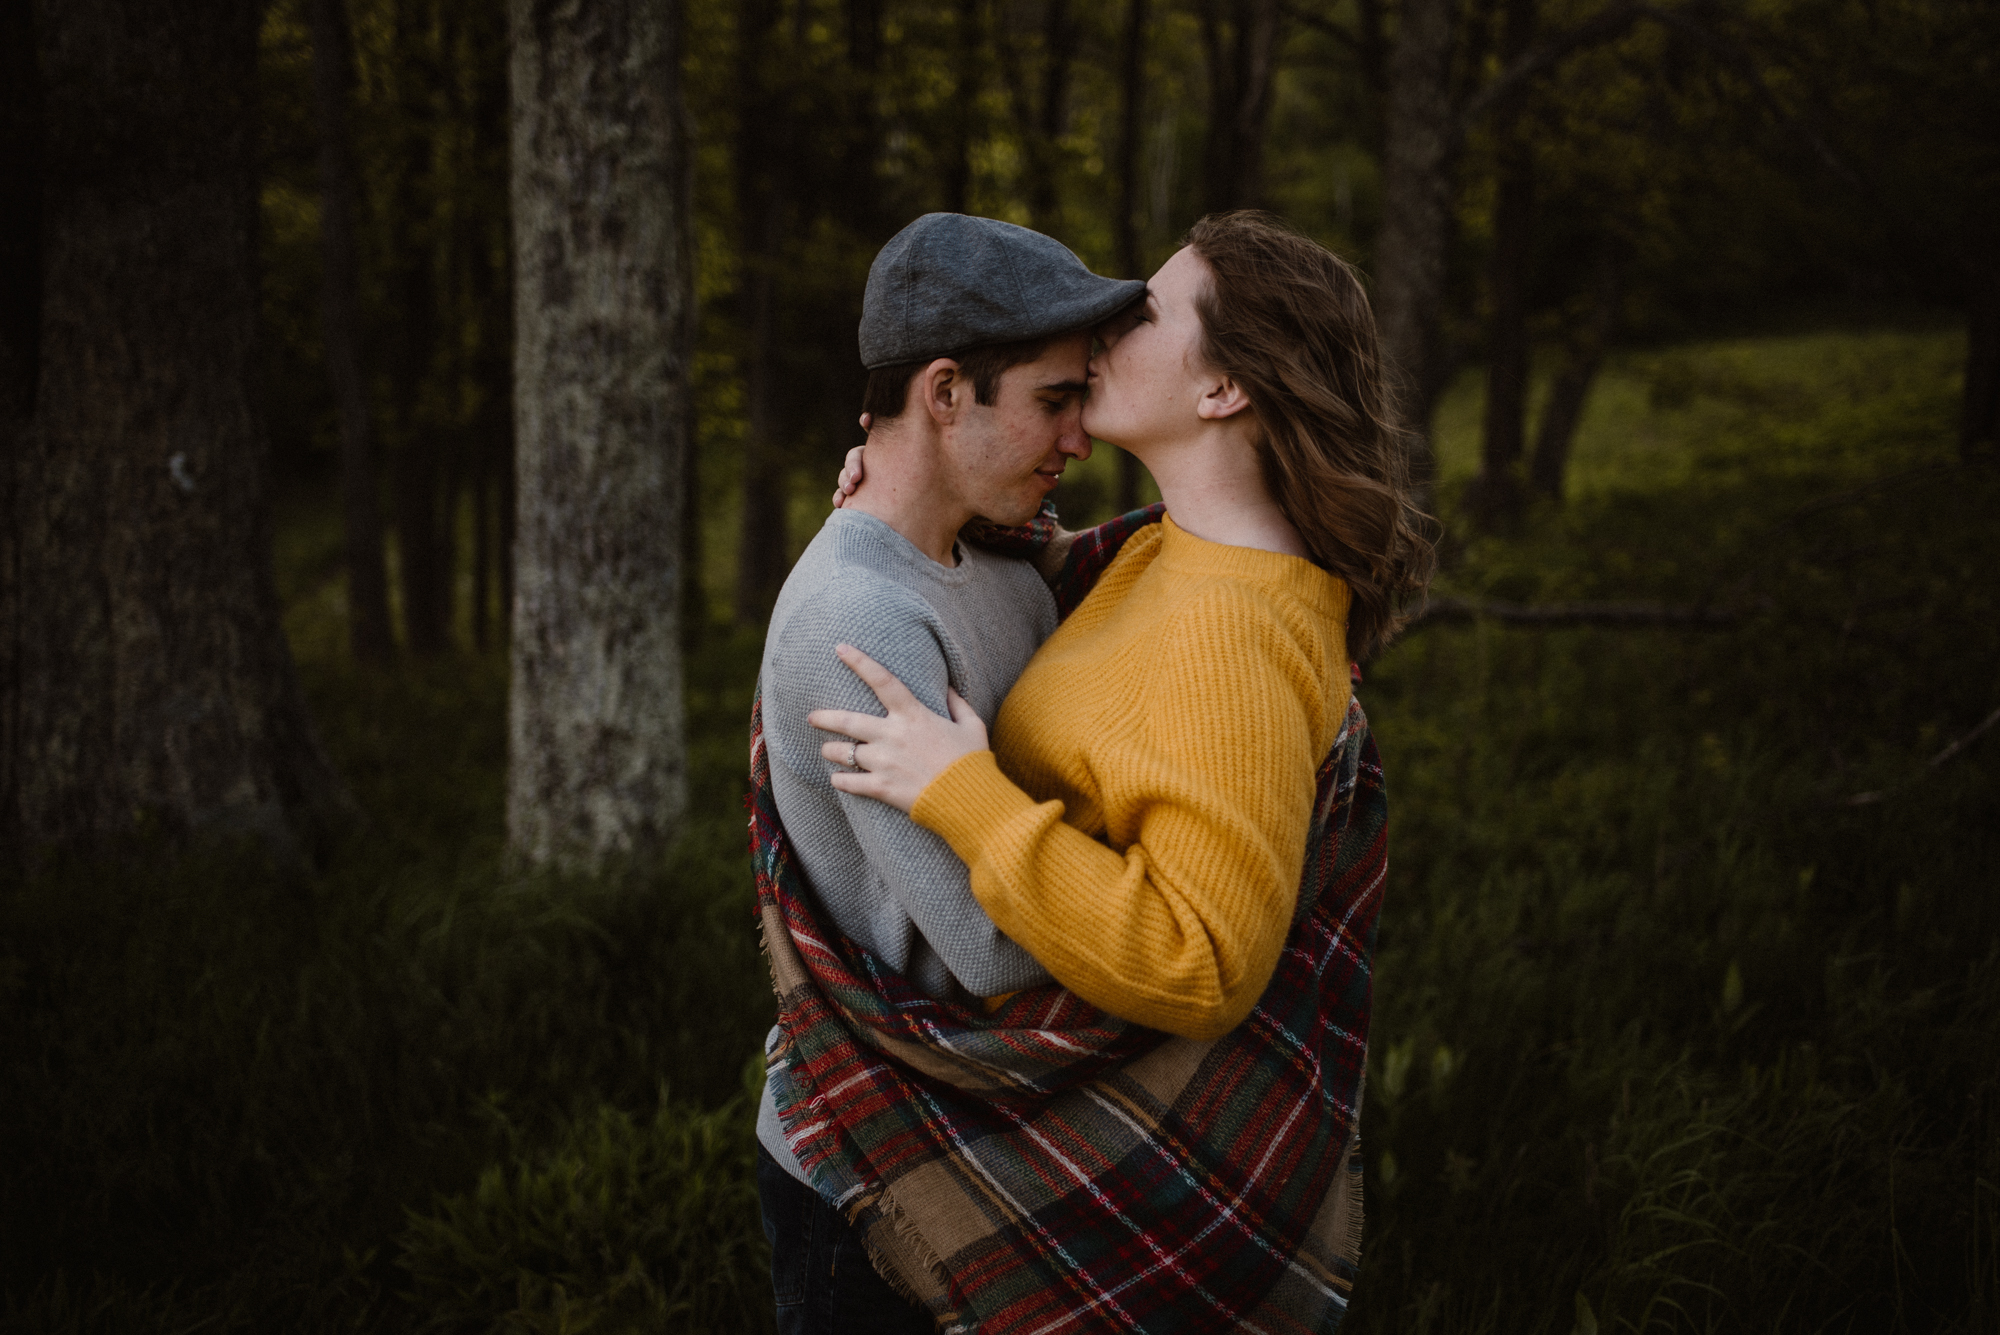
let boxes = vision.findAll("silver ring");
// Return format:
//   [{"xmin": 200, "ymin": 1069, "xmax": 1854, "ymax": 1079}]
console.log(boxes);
[{"xmin": 847, "ymin": 740, "xmax": 861, "ymax": 770}]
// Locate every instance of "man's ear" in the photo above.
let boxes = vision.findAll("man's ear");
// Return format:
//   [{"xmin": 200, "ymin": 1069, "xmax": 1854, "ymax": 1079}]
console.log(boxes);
[
  {"xmin": 921, "ymin": 358, "xmax": 964, "ymax": 427},
  {"xmin": 1196, "ymin": 373, "xmax": 1253, "ymax": 422}
]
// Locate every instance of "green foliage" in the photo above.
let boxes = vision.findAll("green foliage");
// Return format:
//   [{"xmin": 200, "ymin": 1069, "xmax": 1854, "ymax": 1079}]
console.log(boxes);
[
  {"xmin": 0, "ymin": 631, "xmax": 774, "ymax": 1331},
  {"xmin": 400, "ymin": 1096, "xmax": 772, "ymax": 1334},
  {"xmin": 6, "ymin": 327, "xmax": 1995, "ymax": 1330},
  {"xmin": 1350, "ymin": 325, "xmax": 1998, "ymax": 1332}
]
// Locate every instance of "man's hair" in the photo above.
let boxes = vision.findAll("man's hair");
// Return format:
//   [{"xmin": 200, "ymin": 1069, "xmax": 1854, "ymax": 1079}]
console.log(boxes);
[{"xmin": 861, "ymin": 335, "xmax": 1055, "ymax": 421}]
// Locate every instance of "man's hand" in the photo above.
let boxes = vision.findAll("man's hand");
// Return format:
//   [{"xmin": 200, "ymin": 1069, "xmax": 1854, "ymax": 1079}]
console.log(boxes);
[{"xmin": 809, "ymin": 644, "xmax": 988, "ymax": 814}]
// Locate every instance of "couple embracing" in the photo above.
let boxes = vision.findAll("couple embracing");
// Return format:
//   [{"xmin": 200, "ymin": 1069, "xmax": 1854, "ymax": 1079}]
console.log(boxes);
[{"xmin": 751, "ymin": 210, "xmax": 1433, "ymax": 1335}]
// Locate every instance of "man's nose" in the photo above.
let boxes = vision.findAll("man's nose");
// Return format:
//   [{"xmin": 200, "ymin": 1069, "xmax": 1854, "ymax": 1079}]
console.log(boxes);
[{"xmin": 1058, "ymin": 407, "xmax": 1093, "ymax": 459}]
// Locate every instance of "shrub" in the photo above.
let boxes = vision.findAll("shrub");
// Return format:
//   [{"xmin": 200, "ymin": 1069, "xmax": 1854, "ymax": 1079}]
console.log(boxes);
[{"xmin": 399, "ymin": 1095, "xmax": 773, "ymax": 1334}]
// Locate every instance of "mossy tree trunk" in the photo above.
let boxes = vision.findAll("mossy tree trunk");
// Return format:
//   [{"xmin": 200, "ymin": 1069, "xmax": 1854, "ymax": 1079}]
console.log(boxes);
[
  {"xmin": 507, "ymin": 0, "xmax": 690, "ymax": 873},
  {"xmin": 2, "ymin": 0, "xmax": 349, "ymax": 863}
]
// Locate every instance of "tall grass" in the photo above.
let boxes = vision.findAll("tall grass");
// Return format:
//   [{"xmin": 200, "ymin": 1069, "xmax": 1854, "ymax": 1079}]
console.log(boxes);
[{"xmin": 2, "ymin": 325, "xmax": 1992, "ymax": 1331}]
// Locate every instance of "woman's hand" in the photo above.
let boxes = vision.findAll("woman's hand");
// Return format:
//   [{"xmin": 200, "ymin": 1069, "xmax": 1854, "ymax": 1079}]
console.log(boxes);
[
  {"xmin": 830, "ymin": 432, "xmax": 867, "ymax": 507},
  {"xmin": 809, "ymin": 645, "xmax": 988, "ymax": 814}
]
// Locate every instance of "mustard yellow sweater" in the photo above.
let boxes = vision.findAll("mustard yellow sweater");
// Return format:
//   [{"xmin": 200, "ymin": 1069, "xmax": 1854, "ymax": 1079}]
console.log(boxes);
[{"xmin": 910, "ymin": 514, "xmax": 1352, "ymax": 1041}]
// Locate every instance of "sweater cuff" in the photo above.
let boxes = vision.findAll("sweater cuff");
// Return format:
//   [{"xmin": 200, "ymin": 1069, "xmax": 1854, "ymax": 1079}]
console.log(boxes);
[{"xmin": 910, "ymin": 750, "xmax": 1044, "ymax": 866}]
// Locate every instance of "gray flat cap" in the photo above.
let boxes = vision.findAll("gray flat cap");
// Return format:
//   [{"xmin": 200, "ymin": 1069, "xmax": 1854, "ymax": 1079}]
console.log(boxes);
[{"xmin": 859, "ymin": 213, "xmax": 1147, "ymax": 369}]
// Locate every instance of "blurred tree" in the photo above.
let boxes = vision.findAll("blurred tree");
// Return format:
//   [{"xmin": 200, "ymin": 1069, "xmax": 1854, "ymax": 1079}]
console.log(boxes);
[
  {"xmin": 997, "ymin": 0, "xmax": 1077, "ymax": 236},
  {"xmin": 507, "ymin": 0, "xmax": 692, "ymax": 871},
  {"xmin": 1114, "ymin": 0, "xmax": 1151, "ymax": 513},
  {"xmin": 1372, "ymin": 0, "xmax": 1456, "ymax": 454},
  {"xmin": 307, "ymin": 0, "xmax": 395, "ymax": 665},
  {"xmin": 1200, "ymin": 0, "xmax": 1283, "ymax": 212},
  {"xmin": 386, "ymin": 0, "xmax": 452, "ymax": 655},
  {"xmin": 1468, "ymin": 0, "xmax": 1535, "ymax": 525},
  {"xmin": 1528, "ymin": 237, "xmax": 1622, "ymax": 498},
  {"xmin": 943, "ymin": 0, "xmax": 983, "ymax": 215},
  {"xmin": 0, "ymin": 0, "xmax": 41, "ymax": 851},
  {"xmin": 2, "ymin": 0, "xmax": 349, "ymax": 861},
  {"xmin": 732, "ymin": 0, "xmax": 790, "ymax": 628}
]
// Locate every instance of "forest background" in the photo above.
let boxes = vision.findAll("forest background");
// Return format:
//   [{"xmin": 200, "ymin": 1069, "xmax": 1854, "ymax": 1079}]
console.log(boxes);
[{"xmin": 1, "ymin": 0, "xmax": 1997, "ymax": 1331}]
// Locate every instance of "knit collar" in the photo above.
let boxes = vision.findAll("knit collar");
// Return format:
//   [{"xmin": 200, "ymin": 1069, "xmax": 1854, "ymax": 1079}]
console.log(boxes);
[{"xmin": 1154, "ymin": 513, "xmax": 1351, "ymax": 621}]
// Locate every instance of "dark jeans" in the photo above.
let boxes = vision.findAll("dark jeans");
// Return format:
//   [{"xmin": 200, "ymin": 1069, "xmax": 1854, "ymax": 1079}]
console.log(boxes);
[{"xmin": 756, "ymin": 1144, "xmax": 936, "ymax": 1335}]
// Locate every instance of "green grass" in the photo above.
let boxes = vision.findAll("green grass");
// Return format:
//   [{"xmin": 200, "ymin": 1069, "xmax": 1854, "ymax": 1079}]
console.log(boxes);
[{"xmin": 2, "ymin": 324, "xmax": 1994, "ymax": 1331}]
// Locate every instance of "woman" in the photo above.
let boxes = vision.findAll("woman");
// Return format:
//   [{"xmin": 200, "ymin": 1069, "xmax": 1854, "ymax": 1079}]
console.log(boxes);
[
  {"xmin": 765, "ymin": 211, "xmax": 1431, "ymax": 1334},
  {"xmin": 813, "ymin": 211, "xmax": 1431, "ymax": 1041}
]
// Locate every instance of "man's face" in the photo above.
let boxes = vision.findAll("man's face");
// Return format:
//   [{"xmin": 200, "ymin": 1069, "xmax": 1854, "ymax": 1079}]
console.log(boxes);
[{"xmin": 942, "ymin": 332, "xmax": 1094, "ymax": 527}]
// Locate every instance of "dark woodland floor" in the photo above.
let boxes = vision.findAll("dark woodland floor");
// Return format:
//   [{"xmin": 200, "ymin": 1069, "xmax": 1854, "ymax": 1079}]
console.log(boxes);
[{"xmin": 3, "ymin": 324, "xmax": 1995, "ymax": 1333}]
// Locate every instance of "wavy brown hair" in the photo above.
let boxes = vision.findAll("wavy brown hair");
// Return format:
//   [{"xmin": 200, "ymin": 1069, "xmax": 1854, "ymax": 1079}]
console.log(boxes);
[{"xmin": 1183, "ymin": 211, "xmax": 1435, "ymax": 658}]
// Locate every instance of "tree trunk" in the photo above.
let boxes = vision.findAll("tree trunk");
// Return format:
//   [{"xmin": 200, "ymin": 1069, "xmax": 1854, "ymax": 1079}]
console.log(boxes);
[
  {"xmin": 943, "ymin": 0, "xmax": 981, "ymax": 215},
  {"xmin": 471, "ymin": 16, "xmax": 513, "ymax": 652},
  {"xmin": 1000, "ymin": 0, "xmax": 1075, "ymax": 236},
  {"xmin": 391, "ymin": 10, "xmax": 452, "ymax": 656},
  {"xmin": 1964, "ymin": 280, "xmax": 1999, "ymax": 459},
  {"xmin": 732, "ymin": 0, "xmax": 790, "ymax": 628},
  {"xmin": 1529, "ymin": 241, "xmax": 1622, "ymax": 499},
  {"xmin": 507, "ymin": 0, "xmax": 690, "ymax": 872},
  {"xmin": 1470, "ymin": 0, "xmax": 1536, "ymax": 526},
  {"xmin": 840, "ymin": 0, "xmax": 887, "ymax": 239},
  {"xmin": 676, "ymin": 55, "xmax": 705, "ymax": 646},
  {"xmin": 0, "ymin": 0, "xmax": 40, "ymax": 854},
  {"xmin": 7, "ymin": 0, "xmax": 349, "ymax": 862},
  {"xmin": 1199, "ymin": 0, "xmax": 1282, "ymax": 213},
  {"xmin": 1472, "ymin": 150, "xmax": 1534, "ymax": 521},
  {"xmin": 308, "ymin": 0, "xmax": 394, "ymax": 667},
  {"xmin": 1114, "ymin": 0, "xmax": 1150, "ymax": 517},
  {"xmin": 1034, "ymin": 0, "xmax": 1075, "ymax": 233},
  {"xmin": 1372, "ymin": 0, "xmax": 1457, "ymax": 453}
]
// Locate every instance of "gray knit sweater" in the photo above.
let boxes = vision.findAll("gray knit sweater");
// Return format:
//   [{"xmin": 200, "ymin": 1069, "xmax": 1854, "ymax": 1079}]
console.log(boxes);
[{"xmin": 755, "ymin": 508, "xmax": 1059, "ymax": 1183}]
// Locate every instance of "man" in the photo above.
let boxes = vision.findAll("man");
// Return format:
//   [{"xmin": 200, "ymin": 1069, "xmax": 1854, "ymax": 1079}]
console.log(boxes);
[{"xmin": 753, "ymin": 212, "xmax": 1145, "ymax": 1333}]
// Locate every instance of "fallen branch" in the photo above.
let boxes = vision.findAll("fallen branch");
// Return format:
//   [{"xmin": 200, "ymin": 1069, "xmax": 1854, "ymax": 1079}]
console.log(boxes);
[
  {"xmin": 1834, "ymin": 703, "xmax": 2000, "ymax": 807},
  {"xmin": 1404, "ymin": 597, "xmax": 1738, "ymax": 631}
]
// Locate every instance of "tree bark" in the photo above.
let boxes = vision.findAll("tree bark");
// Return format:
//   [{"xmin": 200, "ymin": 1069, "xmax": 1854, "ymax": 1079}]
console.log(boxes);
[
  {"xmin": 0, "ymin": 0, "xmax": 41, "ymax": 854},
  {"xmin": 1470, "ymin": 0, "xmax": 1536, "ymax": 525},
  {"xmin": 1964, "ymin": 280, "xmax": 1999, "ymax": 459},
  {"xmin": 676, "ymin": 39, "xmax": 705, "ymax": 646},
  {"xmin": 308, "ymin": 0, "xmax": 394, "ymax": 667},
  {"xmin": 1199, "ymin": 0, "xmax": 1282, "ymax": 213},
  {"xmin": 1115, "ymin": 0, "xmax": 1150, "ymax": 515},
  {"xmin": 507, "ymin": 0, "xmax": 691, "ymax": 872},
  {"xmin": 1529, "ymin": 241, "xmax": 1622, "ymax": 499},
  {"xmin": 999, "ymin": 0, "xmax": 1076, "ymax": 236},
  {"xmin": 391, "ymin": 6, "xmax": 452, "ymax": 655},
  {"xmin": 943, "ymin": 0, "xmax": 981, "ymax": 215},
  {"xmin": 1372, "ymin": 0, "xmax": 1457, "ymax": 452},
  {"xmin": 732, "ymin": 0, "xmax": 790, "ymax": 628},
  {"xmin": 1114, "ymin": 0, "xmax": 1150, "ymax": 283},
  {"xmin": 7, "ymin": 0, "xmax": 349, "ymax": 862}
]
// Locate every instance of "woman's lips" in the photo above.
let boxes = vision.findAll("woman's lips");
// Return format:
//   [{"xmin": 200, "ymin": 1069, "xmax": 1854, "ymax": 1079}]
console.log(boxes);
[{"xmin": 1036, "ymin": 470, "xmax": 1063, "ymax": 492}]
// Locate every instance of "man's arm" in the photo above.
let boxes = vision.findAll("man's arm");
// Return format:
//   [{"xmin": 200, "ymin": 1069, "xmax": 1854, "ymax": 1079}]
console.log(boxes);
[{"xmin": 764, "ymin": 577, "xmax": 1052, "ymax": 998}]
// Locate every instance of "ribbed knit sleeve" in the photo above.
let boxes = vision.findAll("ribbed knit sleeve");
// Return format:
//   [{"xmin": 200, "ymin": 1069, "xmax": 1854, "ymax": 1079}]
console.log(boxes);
[{"xmin": 912, "ymin": 579, "xmax": 1346, "ymax": 1041}]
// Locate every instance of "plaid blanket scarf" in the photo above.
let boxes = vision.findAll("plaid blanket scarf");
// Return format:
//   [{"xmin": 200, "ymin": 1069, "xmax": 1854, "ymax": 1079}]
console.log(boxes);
[{"xmin": 753, "ymin": 505, "xmax": 1387, "ymax": 1334}]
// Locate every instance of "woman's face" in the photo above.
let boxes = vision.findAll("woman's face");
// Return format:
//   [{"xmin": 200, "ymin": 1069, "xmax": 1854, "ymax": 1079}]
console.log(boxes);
[{"xmin": 1081, "ymin": 246, "xmax": 1215, "ymax": 452}]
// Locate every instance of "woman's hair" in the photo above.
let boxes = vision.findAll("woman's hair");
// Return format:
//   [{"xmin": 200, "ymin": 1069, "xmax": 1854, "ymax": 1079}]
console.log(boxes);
[{"xmin": 1183, "ymin": 211, "xmax": 1435, "ymax": 659}]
